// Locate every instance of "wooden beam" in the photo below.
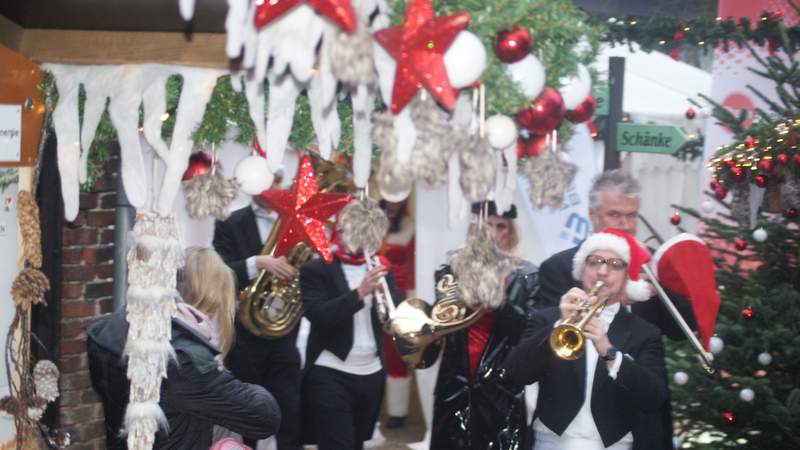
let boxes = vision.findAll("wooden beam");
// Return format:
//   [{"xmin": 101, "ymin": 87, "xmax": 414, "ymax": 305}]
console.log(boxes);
[
  {"xmin": 19, "ymin": 28, "xmax": 229, "ymax": 68},
  {"xmin": 0, "ymin": 15, "xmax": 24, "ymax": 52}
]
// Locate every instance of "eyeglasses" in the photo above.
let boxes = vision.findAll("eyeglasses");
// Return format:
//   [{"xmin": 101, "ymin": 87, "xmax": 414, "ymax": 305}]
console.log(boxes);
[{"xmin": 585, "ymin": 255, "xmax": 627, "ymax": 271}]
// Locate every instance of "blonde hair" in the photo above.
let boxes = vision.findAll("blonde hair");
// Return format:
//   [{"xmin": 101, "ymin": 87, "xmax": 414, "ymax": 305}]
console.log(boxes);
[{"xmin": 177, "ymin": 247, "xmax": 236, "ymax": 358}]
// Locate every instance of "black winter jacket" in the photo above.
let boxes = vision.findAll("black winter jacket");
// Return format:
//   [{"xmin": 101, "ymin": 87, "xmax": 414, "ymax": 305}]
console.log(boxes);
[{"xmin": 87, "ymin": 311, "xmax": 281, "ymax": 449}]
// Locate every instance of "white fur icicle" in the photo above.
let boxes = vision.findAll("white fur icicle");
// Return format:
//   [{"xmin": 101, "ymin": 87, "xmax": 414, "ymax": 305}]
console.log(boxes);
[
  {"xmin": 351, "ymin": 84, "xmax": 375, "ymax": 189},
  {"xmin": 156, "ymin": 68, "xmax": 222, "ymax": 215},
  {"xmin": 308, "ymin": 26, "xmax": 341, "ymax": 160},
  {"xmin": 178, "ymin": 0, "xmax": 195, "ymax": 21},
  {"xmin": 244, "ymin": 74, "xmax": 268, "ymax": 153},
  {"xmin": 141, "ymin": 72, "xmax": 171, "ymax": 162},
  {"xmin": 46, "ymin": 64, "xmax": 82, "ymax": 221},
  {"xmin": 448, "ymin": 151, "xmax": 466, "ymax": 227},
  {"xmin": 265, "ymin": 72, "xmax": 303, "ymax": 173},
  {"xmin": 225, "ymin": 0, "xmax": 249, "ymax": 59}
]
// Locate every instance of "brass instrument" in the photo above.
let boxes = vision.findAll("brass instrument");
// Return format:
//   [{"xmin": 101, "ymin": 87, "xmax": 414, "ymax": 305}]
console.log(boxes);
[
  {"xmin": 549, "ymin": 281, "xmax": 607, "ymax": 360},
  {"xmin": 390, "ymin": 274, "xmax": 484, "ymax": 369},
  {"xmin": 239, "ymin": 152, "xmax": 354, "ymax": 339}
]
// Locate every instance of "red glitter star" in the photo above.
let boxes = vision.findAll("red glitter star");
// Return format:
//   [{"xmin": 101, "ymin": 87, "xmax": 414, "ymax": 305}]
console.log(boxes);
[
  {"xmin": 254, "ymin": 0, "xmax": 356, "ymax": 32},
  {"xmin": 374, "ymin": 0, "xmax": 469, "ymax": 114},
  {"xmin": 260, "ymin": 155, "xmax": 352, "ymax": 263}
]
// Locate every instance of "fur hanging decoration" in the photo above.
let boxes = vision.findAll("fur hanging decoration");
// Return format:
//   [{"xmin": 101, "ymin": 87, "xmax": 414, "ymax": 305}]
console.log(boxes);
[
  {"xmin": 124, "ymin": 211, "xmax": 184, "ymax": 450},
  {"xmin": 11, "ymin": 267, "xmax": 49, "ymax": 310},
  {"xmin": 779, "ymin": 175, "xmax": 800, "ymax": 210},
  {"xmin": 459, "ymin": 136, "xmax": 496, "ymax": 203},
  {"xmin": 521, "ymin": 150, "xmax": 577, "ymax": 209},
  {"xmin": 182, "ymin": 167, "xmax": 239, "ymax": 220},
  {"xmin": 449, "ymin": 221, "xmax": 514, "ymax": 309},
  {"xmin": 17, "ymin": 190, "xmax": 43, "ymax": 269},
  {"xmin": 338, "ymin": 198, "xmax": 389, "ymax": 254},
  {"xmin": 330, "ymin": 21, "xmax": 375, "ymax": 86},
  {"xmin": 33, "ymin": 360, "xmax": 60, "ymax": 403},
  {"xmin": 373, "ymin": 112, "xmax": 414, "ymax": 200},
  {"xmin": 409, "ymin": 94, "xmax": 464, "ymax": 185},
  {"xmin": 730, "ymin": 185, "xmax": 751, "ymax": 227}
]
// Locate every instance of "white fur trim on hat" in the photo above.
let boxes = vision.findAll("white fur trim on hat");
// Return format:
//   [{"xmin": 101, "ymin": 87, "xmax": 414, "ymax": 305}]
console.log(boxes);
[
  {"xmin": 625, "ymin": 279, "xmax": 652, "ymax": 302},
  {"xmin": 572, "ymin": 233, "xmax": 631, "ymax": 281}
]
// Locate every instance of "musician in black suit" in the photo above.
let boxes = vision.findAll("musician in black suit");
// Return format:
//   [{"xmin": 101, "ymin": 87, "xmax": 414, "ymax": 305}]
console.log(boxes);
[
  {"xmin": 299, "ymin": 224, "xmax": 401, "ymax": 450},
  {"xmin": 213, "ymin": 192, "xmax": 302, "ymax": 450},
  {"xmin": 504, "ymin": 229, "xmax": 668, "ymax": 450}
]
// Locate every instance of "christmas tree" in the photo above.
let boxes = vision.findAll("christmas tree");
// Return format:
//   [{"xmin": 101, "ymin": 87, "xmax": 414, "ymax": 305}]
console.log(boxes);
[{"xmin": 655, "ymin": 4, "xmax": 800, "ymax": 449}]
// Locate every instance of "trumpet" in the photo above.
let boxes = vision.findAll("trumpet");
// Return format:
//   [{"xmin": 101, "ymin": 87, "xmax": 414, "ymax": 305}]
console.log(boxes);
[
  {"xmin": 364, "ymin": 251, "xmax": 395, "ymax": 326},
  {"xmin": 549, "ymin": 281, "xmax": 607, "ymax": 360}
]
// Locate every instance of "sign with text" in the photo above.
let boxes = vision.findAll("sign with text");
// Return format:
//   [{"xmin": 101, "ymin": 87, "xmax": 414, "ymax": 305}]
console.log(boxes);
[
  {"xmin": 616, "ymin": 123, "xmax": 688, "ymax": 154},
  {"xmin": 0, "ymin": 105, "xmax": 21, "ymax": 163}
]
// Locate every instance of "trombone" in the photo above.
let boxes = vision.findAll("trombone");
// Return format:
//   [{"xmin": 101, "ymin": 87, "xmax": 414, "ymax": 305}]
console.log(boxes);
[{"xmin": 549, "ymin": 281, "xmax": 607, "ymax": 360}]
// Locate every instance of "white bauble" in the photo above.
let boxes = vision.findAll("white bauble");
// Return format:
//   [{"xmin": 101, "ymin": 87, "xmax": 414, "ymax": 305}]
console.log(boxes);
[
  {"xmin": 758, "ymin": 352, "xmax": 773, "ymax": 365},
  {"xmin": 505, "ymin": 54, "xmax": 546, "ymax": 100},
  {"xmin": 709, "ymin": 336, "xmax": 725, "ymax": 354},
  {"xmin": 739, "ymin": 388, "xmax": 755, "ymax": 402},
  {"xmin": 673, "ymin": 371, "xmax": 689, "ymax": 385},
  {"xmin": 444, "ymin": 31, "xmax": 487, "ymax": 89},
  {"xmin": 485, "ymin": 115, "xmax": 517, "ymax": 150},
  {"xmin": 752, "ymin": 227, "xmax": 768, "ymax": 242},
  {"xmin": 234, "ymin": 155, "xmax": 274, "ymax": 195},
  {"xmin": 701, "ymin": 200, "xmax": 715, "ymax": 214},
  {"xmin": 558, "ymin": 63, "xmax": 591, "ymax": 110}
]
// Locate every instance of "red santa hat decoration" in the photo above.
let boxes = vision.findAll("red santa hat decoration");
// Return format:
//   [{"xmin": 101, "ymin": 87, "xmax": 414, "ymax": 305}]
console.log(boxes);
[{"xmin": 572, "ymin": 228, "xmax": 652, "ymax": 302}]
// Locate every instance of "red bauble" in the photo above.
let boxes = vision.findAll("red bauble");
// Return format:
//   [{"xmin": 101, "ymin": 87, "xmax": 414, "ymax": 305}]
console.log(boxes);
[
  {"xmin": 725, "ymin": 159, "xmax": 736, "ymax": 168},
  {"xmin": 254, "ymin": 0, "xmax": 356, "ymax": 32},
  {"xmin": 722, "ymin": 411, "xmax": 737, "ymax": 425},
  {"xmin": 741, "ymin": 308, "xmax": 754, "ymax": 320},
  {"xmin": 516, "ymin": 87, "xmax": 566, "ymax": 135},
  {"xmin": 182, "ymin": 152, "xmax": 213, "ymax": 181},
  {"xmin": 776, "ymin": 153, "xmax": 789, "ymax": 165},
  {"xmin": 714, "ymin": 187, "xmax": 728, "ymax": 200},
  {"xmin": 670, "ymin": 212, "xmax": 681, "ymax": 225},
  {"xmin": 567, "ymin": 95, "xmax": 596, "ymax": 124},
  {"xmin": 374, "ymin": 0, "xmax": 470, "ymax": 114},
  {"xmin": 754, "ymin": 175, "xmax": 767, "ymax": 188},
  {"xmin": 787, "ymin": 208, "xmax": 799, "ymax": 219},
  {"xmin": 668, "ymin": 48, "xmax": 680, "ymax": 60},
  {"xmin": 673, "ymin": 30, "xmax": 684, "ymax": 42},
  {"xmin": 744, "ymin": 135, "xmax": 757, "ymax": 148},
  {"xmin": 494, "ymin": 26, "xmax": 532, "ymax": 63},
  {"xmin": 586, "ymin": 120, "xmax": 600, "ymax": 140},
  {"xmin": 730, "ymin": 166, "xmax": 746, "ymax": 183},
  {"xmin": 734, "ymin": 238, "xmax": 746, "ymax": 251},
  {"xmin": 260, "ymin": 156, "xmax": 352, "ymax": 262},
  {"xmin": 685, "ymin": 107, "xmax": 696, "ymax": 119},
  {"xmin": 793, "ymin": 154, "xmax": 800, "ymax": 167},
  {"xmin": 710, "ymin": 178, "xmax": 720, "ymax": 189},
  {"xmin": 516, "ymin": 134, "xmax": 549, "ymax": 158},
  {"xmin": 770, "ymin": 10, "xmax": 783, "ymax": 20},
  {"xmin": 757, "ymin": 158, "xmax": 773, "ymax": 173}
]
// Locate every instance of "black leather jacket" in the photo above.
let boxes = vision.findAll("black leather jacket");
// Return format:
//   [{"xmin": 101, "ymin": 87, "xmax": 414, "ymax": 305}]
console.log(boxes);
[
  {"xmin": 87, "ymin": 311, "xmax": 281, "ymax": 449},
  {"xmin": 430, "ymin": 260, "xmax": 539, "ymax": 450}
]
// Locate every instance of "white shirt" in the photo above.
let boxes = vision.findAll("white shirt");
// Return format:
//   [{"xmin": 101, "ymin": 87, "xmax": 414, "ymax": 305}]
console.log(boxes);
[
  {"xmin": 245, "ymin": 202, "xmax": 279, "ymax": 280},
  {"xmin": 314, "ymin": 262, "xmax": 382, "ymax": 375},
  {"xmin": 534, "ymin": 302, "xmax": 632, "ymax": 450}
]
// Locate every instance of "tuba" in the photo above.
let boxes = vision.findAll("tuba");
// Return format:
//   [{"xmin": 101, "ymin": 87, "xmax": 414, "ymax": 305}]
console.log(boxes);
[
  {"xmin": 238, "ymin": 153, "xmax": 354, "ymax": 339},
  {"xmin": 390, "ymin": 274, "xmax": 484, "ymax": 369},
  {"xmin": 549, "ymin": 281, "xmax": 607, "ymax": 360}
]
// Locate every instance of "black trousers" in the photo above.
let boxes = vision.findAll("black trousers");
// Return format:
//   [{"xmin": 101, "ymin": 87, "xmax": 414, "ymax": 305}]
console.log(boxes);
[
  {"xmin": 306, "ymin": 365, "xmax": 385, "ymax": 450},
  {"xmin": 226, "ymin": 321, "xmax": 302, "ymax": 450}
]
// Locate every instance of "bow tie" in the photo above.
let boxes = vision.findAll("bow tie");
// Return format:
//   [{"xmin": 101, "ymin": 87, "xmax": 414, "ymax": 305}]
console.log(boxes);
[{"xmin": 598, "ymin": 302, "xmax": 621, "ymax": 328}]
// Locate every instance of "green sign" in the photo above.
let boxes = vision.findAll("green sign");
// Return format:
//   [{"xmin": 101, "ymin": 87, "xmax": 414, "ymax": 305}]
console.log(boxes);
[
  {"xmin": 616, "ymin": 123, "xmax": 688, "ymax": 154},
  {"xmin": 592, "ymin": 86, "xmax": 609, "ymax": 116}
]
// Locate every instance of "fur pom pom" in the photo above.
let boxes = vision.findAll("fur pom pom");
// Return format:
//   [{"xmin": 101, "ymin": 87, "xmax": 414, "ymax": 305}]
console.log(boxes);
[
  {"xmin": 338, "ymin": 198, "xmax": 389, "ymax": 254},
  {"xmin": 182, "ymin": 168, "xmax": 239, "ymax": 220},
  {"xmin": 330, "ymin": 23, "xmax": 375, "ymax": 86},
  {"xmin": 449, "ymin": 221, "xmax": 514, "ymax": 309},
  {"xmin": 459, "ymin": 137, "xmax": 496, "ymax": 202},
  {"xmin": 373, "ymin": 112, "xmax": 414, "ymax": 200}
]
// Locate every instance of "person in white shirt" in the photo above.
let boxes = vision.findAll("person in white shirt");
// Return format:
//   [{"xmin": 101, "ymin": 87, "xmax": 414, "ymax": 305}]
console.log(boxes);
[{"xmin": 503, "ymin": 228, "xmax": 668, "ymax": 450}]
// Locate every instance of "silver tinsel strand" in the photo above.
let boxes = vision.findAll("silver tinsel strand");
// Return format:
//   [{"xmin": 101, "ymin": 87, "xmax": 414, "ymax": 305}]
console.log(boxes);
[
  {"xmin": 338, "ymin": 198, "xmax": 389, "ymax": 254},
  {"xmin": 182, "ymin": 168, "xmax": 239, "ymax": 220},
  {"xmin": 330, "ymin": 21, "xmax": 375, "ymax": 86},
  {"xmin": 521, "ymin": 150, "xmax": 577, "ymax": 209},
  {"xmin": 459, "ymin": 136, "xmax": 496, "ymax": 202},
  {"xmin": 780, "ymin": 175, "xmax": 800, "ymax": 210},
  {"xmin": 730, "ymin": 185, "xmax": 751, "ymax": 227},
  {"xmin": 33, "ymin": 360, "xmax": 60, "ymax": 403},
  {"xmin": 449, "ymin": 221, "xmax": 514, "ymax": 309}
]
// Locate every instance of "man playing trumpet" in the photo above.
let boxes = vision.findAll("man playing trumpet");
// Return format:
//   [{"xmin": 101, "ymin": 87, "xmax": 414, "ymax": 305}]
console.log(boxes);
[{"xmin": 503, "ymin": 228, "xmax": 668, "ymax": 450}]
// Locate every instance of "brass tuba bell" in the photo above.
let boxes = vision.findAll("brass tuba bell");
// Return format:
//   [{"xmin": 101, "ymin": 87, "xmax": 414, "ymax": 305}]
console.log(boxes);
[
  {"xmin": 390, "ymin": 274, "xmax": 484, "ymax": 369},
  {"xmin": 549, "ymin": 281, "xmax": 608, "ymax": 360},
  {"xmin": 238, "ymin": 152, "xmax": 354, "ymax": 339}
]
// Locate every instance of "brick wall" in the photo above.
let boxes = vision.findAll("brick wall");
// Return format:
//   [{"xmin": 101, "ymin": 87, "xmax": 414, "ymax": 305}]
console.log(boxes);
[{"xmin": 57, "ymin": 161, "xmax": 118, "ymax": 450}]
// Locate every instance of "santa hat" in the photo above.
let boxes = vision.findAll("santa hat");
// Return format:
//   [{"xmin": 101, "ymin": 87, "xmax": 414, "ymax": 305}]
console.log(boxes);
[{"xmin": 572, "ymin": 228, "xmax": 652, "ymax": 302}]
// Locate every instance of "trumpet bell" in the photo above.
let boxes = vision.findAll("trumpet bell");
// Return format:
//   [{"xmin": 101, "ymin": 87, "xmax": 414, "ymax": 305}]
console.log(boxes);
[{"xmin": 549, "ymin": 323, "xmax": 585, "ymax": 360}]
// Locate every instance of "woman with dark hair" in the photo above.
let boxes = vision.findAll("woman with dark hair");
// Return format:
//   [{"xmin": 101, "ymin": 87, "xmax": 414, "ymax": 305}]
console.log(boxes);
[{"xmin": 88, "ymin": 247, "xmax": 281, "ymax": 449}]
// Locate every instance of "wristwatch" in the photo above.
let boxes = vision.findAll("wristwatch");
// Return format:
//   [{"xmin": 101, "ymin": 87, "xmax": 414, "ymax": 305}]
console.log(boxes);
[{"xmin": 601, "ymin": 346, "xmax": 619, "ymax": 362}]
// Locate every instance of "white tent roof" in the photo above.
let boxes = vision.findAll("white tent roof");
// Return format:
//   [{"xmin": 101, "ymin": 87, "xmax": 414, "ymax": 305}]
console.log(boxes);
[{"xmin": 593, "ymin": 43, "xmax": 712, "ymax": 121}]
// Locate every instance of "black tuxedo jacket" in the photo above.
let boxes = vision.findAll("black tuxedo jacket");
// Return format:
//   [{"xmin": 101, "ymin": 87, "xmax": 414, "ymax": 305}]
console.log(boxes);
[
  {"xmin": 299, "ymin": 257, "xmax": 401, "ymax": 372},
  {"xmin": 213, "ymin": 205, "xmax": 263, "ymax": 291},
  {"xmin": 537, "ymin": 245, "xmax": 697, "ymax": 340},
  {"xmin": 503, "ymin": 307, "xmax": 668, "ymax": 450}
]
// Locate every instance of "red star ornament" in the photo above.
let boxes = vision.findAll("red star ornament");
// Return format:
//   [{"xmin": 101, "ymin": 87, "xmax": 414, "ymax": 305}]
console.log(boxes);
[
  {"xmin": 260, "ymin": 155, "xmax": 352, "ymax": 263},
  {"xmin": 254, "ymin": 0, "xmax": 356, "ymax": 32},
  {"xmin": 374, "ymin": 0, "xmax": 470, "ymax": 114}
]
